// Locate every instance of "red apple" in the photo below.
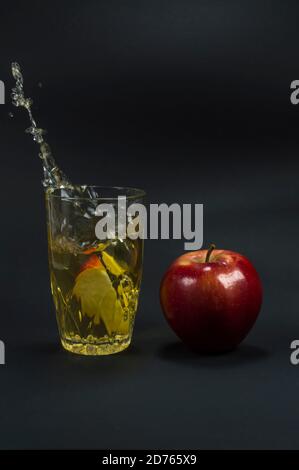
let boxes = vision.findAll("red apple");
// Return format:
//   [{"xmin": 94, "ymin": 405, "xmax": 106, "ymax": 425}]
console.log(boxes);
[{"xmin": 160, "ymin": 245, "xmax": 263, "ymax": 353}]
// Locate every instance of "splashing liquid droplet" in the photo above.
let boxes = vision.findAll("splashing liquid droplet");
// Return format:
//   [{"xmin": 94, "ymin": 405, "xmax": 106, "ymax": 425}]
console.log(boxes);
[
  {"xmin": 11, "ymin": 62, "xmax": 72, "ymax": 191},
  {"xmin": 10, "ymin": 60, "xmax": 101, "ymax": 214}
]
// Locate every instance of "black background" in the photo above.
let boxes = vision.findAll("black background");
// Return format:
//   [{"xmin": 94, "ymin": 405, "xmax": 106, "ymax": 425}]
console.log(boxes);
[{"xmin": 0, "ymin": 0, "xmax": 299, "ymax": 449}]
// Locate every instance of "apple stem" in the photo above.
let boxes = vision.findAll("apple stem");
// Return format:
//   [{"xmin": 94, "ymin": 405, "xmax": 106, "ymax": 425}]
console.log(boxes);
[{"xmin": 205, "ymin": 244, "xmax": 216, "ymax": 263}]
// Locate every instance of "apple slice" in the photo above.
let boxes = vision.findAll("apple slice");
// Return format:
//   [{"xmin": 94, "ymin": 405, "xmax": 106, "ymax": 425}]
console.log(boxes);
[{"xmin": 73, "ymin": 255, "xmax": 127, "ymax": 334}]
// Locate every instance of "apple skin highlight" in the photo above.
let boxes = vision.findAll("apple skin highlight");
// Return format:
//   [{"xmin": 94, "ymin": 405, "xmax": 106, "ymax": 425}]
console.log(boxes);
[{"xmin": 160, "ymin": 249, "xmax": 263, "ymax": 353}]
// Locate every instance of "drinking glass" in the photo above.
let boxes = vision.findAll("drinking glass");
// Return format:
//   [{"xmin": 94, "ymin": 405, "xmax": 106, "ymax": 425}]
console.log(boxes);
[{"xmin": 45, "ymin": 186, "xmax": 145, "ymax": 355}]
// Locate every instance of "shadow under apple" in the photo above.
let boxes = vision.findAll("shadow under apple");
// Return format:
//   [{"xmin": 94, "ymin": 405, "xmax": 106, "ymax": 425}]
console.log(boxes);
[{"xmin": 158, "ymin": 341, "xmax": 269, "ymax": 368}]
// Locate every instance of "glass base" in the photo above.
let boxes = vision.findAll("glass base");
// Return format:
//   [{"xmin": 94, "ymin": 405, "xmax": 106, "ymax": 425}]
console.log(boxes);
[{"xmin": 61, "ymin": 336, "xmax": 131, "ymax": 356}]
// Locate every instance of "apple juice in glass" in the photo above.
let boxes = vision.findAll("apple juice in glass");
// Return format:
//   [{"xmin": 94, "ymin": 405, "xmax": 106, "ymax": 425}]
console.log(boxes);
[
  {"xmin": 11, "ymin": 62, "xmax": 145, "ymax": 355},
  {"xmin": 46, "ymin": 187, "xmax": 144, "ymax": 355}
]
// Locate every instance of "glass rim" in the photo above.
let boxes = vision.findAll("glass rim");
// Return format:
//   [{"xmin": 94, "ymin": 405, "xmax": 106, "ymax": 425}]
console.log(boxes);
[{"xmin": 45, "ymin": 185, "xmax": 146, "ymax": 202}]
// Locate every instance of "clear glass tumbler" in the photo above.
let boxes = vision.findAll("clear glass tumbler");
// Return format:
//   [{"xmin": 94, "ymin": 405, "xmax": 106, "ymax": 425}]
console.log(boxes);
[{"xmin": 45, "ymin": 186, "xmax": 145, "ymax": 355}]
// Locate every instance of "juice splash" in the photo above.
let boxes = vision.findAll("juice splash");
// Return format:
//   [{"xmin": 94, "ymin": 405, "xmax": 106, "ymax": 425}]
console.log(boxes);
[
  {"xmin": 11, "ymin": 62, "xmax": 69, "ymax": 189},
  {"xmin": 11, "ymin": 63, "xmax": 143, "ymax": 355},
  {"xmin": 11, "ymin": 62, "xmax": 98, "ymax": 199}
]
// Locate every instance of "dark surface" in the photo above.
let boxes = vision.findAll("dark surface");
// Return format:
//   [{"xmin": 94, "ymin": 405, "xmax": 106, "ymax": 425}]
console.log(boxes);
[{"xmin": 0, "ymin": 0, "xmax": 299, "ymax": 449}]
